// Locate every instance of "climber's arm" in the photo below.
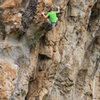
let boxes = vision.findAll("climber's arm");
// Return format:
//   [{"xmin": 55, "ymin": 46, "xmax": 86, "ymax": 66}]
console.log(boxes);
[
  {"xmin": 42, "ymin": 12, "xmax": 48, "ymax": 18},
  {"xmin": 57, "ymin": 7, "xmax": 60, "ymax": 13}
]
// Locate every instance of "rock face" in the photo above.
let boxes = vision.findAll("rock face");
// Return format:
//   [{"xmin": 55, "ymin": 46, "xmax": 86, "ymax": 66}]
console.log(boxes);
[{"xmin": 0, "ymin": 0, "xmax": 100, "ymax": 100}]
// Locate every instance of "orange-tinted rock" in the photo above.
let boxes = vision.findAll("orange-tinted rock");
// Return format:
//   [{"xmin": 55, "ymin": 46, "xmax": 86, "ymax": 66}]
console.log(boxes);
[
  {"xmin": 0, "ymin": 60, "xmax": 17, "ymax": 100},
  {"xmin": 0, "ymin": 0, "xmax": 21, "ymax": 9}
]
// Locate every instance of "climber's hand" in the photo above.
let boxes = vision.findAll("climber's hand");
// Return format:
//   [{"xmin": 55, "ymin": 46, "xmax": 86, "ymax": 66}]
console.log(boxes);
[
  {"xmin": 57, "ymin": 6, "xmax": 60, "ymax": 13},
  {"xmin": 41, "ymin": 12, "xmax": 44, "ymax": 15},
  {"xmin": 57, "ymin": 6, "xmax": 60, "ymax": 9}
]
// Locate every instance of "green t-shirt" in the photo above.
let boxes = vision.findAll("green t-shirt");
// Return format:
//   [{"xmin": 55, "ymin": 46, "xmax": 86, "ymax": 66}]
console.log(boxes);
[{"xmin": 46, "ymin": 11, "xmax": 57, "ymax": 23}]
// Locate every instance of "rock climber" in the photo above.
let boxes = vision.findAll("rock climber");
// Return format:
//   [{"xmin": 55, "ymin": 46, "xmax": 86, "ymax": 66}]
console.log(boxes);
[{"xmin": 42, "ymin": 7, "xmax": 60, "ymax": 27}]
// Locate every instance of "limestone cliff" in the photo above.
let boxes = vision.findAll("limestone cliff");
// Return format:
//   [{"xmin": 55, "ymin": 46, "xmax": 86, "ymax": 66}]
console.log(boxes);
[{"xmin": 0, "ymin": 0, "xmax": 100, "ymax": 100}]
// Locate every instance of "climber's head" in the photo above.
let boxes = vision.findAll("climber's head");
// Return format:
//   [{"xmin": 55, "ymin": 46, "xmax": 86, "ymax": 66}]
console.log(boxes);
[{"xmin": 48, "ymin": 8, "xmax": 53, "ymax": 12}]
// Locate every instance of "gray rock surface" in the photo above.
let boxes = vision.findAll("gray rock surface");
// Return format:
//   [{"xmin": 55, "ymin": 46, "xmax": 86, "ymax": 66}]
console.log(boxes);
[{"xmin": 0, "ymin": 0, "xmax": 100, "ymax": 100}]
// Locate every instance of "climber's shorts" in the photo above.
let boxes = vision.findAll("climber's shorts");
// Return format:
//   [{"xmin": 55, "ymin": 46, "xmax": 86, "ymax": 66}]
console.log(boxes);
[
  {"xmin": 51, "ymin": 18, "xmax": 58, "ymax": 27},
  {"xmin": 51, "ymin": 22, "xmax": 56, "ymax": 27}
]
